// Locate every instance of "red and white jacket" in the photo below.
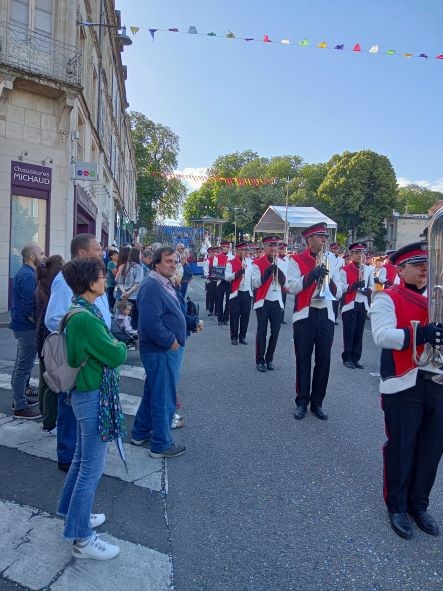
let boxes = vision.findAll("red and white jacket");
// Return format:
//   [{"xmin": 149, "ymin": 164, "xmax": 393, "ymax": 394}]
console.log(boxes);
[
  {"xmin": 225, "ymin": 256, "xmax": 253, "ymax": 299},
  {"xmin": 378, "ymin": 261, "xmax": 400, "ymax": 287},
  {"xmin": 369, "ymin": 282, "xmax": 443, "ymax": 393},
  {"xmin": 340, "ymin": 262, "xmax": 374, "ymax": 313},
  {"xmin": 213, "ymin": 252, "xmax": 234, "ymax": 285},
  {"xmin": 252, "ymin": 255, "xmax": 287, "ymax": 310}
]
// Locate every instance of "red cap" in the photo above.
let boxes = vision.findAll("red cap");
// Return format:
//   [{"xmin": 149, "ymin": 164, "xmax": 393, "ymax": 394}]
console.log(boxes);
[
  {"xmin": 278, "ymin": 241, "xmax": 288, "ymax": 248},
  {"xmin": 301, "ymin": 223, "xmax": 328, "ymax": 239},
  {"xmin": 262, "ymin": 235, "xmax": 280, "ymax": 245},
  {"xmin": 349, "ymin": 241, "xmax": 367, "ymax": 251},
  {"xmin": 390, "ymin": 241, "xmax": 428, "ymax": 266},
  {"xmin": 235, "ymin": 242, "xmax": 249, "ymax": 249},
  {"xmin": 219, "ymin": 241, "xmax": 231, "ymax": 247}
]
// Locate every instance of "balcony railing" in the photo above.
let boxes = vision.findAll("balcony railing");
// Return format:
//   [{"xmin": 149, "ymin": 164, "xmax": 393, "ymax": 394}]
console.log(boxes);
[{"xmin": 0, "ymin": 21, "xmax": 82, "ymax": 87}]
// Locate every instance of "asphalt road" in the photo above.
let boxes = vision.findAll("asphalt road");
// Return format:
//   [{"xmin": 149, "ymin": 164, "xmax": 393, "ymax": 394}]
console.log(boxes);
[{"xmin": 0, "ymin": 278, "xmax": 442, "ymax": 591}]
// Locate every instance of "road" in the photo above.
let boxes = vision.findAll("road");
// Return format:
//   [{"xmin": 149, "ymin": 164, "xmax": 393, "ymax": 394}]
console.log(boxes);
[{"xmin": 0, "ymin": 279, "xmax": 442, "ymax": 591}]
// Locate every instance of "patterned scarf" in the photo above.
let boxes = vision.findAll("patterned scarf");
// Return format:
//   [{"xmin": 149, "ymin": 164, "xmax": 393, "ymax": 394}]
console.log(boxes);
[{"xmin": 72, "ymin": 296, "xmax": 127, "ymax": 442}]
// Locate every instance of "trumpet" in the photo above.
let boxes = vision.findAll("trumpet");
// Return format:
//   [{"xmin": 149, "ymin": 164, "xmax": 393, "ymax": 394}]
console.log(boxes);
[
  {"xmin": 240, "ymin": 257, "xmax": 246, "ymax": 286},
  {"xmin": 411, "ymin": 207, "xmax": 443, "ymax": 368},
  {"xmin": 313, "ymin": 243, "xmax": 337, "ymax": 301}
]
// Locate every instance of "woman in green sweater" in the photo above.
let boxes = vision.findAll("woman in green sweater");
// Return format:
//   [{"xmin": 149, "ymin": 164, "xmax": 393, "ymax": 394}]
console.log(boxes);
[{"xmin": 57, "ymin": 257, "xmax": 127, "ymax": 560}]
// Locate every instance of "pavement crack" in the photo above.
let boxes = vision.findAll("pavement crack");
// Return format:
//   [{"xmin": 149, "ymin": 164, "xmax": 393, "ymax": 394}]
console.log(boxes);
[
  {"xmin": 46, "ymin": 556, "xmax": 76, "ymax": 589},
  {"xmin": 28, "ymin": 508, "xmax": 46, "ymax": 520}
]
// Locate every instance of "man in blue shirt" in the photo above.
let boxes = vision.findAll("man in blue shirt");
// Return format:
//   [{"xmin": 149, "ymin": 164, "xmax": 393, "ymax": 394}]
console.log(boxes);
[
  {"xmin": 10, "ymin": 243, "xmax": 46, "ymax": 419},
  {"xmin": 45, "ymin": 233, "xmax": 111, "ymax": 471}
]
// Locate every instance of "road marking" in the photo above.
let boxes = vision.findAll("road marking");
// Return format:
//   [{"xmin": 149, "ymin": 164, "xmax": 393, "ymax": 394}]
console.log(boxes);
[
  {"xmin": 0, "ymin": 499, "xmax": 171, "ymax": 591},
  {"xmin": 0, "ymin": 373, "xmax": 141, "ymax": 417},
  {"xmin": 120, "ymin": 365, "xmax": 146, "ymax": 380},
  {"xmin": 0, "ymin": 413, "xmax": 163, "ymax": 492}
]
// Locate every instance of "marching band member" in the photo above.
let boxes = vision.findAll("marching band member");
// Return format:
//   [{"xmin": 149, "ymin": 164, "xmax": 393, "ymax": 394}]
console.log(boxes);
[
  {"xmin": 328, "ymin": 242, "xmax": 344, "ymax": 324},
  {"xmin": 225, "ymin": 243, "xmax": 253, "ymax": 345},
  {"xmin": 378, "ymin": 250, "xmax": 400, "ymax": 288},
  {"xmin": 203, "ymin": 246, "xmax": 219, "ymax": 316},
  {"xmin": 340, "ymin": 242, "xmax": 374, "ymax": 369},
  {"xmin": 369, "ymin": 241, "xmax": 443, "ymax": 540},
  {"xmin": 213, "ymin": 241, "xmax": 233, "ymax": 326},
  {"xmin": 278, "ymin": 241, "xmax": 289, "ymax": 324},
  {"xmin": 252, "ymin": 236, "xmax": 287, "ymax": 372},
  {"xmin": 287, "ymin": 223, "xmax": 342, "ymax": 420}
]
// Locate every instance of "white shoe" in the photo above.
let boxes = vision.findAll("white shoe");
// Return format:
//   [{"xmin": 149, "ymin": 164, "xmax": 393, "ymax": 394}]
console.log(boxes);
[
  {"xmin": 72, "ymin": 532, "xmax": 120, "ymax": 560},
  {"xmin": 90, "ymin": 513, "xmax": 106, "ymax": 528}
]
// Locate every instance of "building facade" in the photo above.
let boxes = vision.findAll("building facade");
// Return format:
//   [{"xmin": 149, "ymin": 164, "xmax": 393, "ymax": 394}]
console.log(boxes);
[
  {"xmin": 0, "ymin": 0, "xmax": 137, "ymax": 311},
  {"xmin": 385, "ymin": 212, "xmax": 430, "ymax": 250}
]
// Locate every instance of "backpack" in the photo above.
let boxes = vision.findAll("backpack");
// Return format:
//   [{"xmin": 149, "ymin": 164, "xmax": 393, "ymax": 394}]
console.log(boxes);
[
  {"xmin": 42, "ymin": 308, "xmax": 89, "ymax": 393},
  {"xmin": 186, "ymin": 297, "xmax": 199, "ymax": 317}
]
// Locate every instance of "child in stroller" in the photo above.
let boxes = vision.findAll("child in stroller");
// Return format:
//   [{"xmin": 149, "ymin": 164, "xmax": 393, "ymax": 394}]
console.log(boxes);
[{"xmin": 112, "ymin": 300, "xmax": 138, "ymax": 349}]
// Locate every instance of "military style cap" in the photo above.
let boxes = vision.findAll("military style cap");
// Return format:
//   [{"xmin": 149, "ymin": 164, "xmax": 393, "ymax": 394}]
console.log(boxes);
[
  {"xmin": 219, "ymin": 240, "xmax": 231, "ymax": 247},
  {"xmin": 329, "ymin": 242, "xmax": 339, "ymax": 248},
  {"xmin": 302, "ymin": 223, "xmax": 329, "ymax": 239},
  {"xmin": 278, "ymin": 241, "xmax": 288, "ymax": 248},
  {"xmin": 390, "ymin": 241, "xmax": 428, "ymax": 266},
  {"xmin": 262, "ymin": 235, "xmax": 280, "ymax": 245},
  {"xmin": 235, "ymin": 242, "xmax": 249, "ymax": 249},
  {"xmin": 349, "ymin": 241, "xmax": 367, "ymax": 251}
]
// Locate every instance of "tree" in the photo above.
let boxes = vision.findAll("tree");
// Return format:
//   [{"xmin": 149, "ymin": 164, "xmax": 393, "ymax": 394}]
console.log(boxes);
[
  {"xmin": 129, "ymin": 112, "xmax": 186, "ymax": 227},
  {"xmin": 289, "ymin": 162, "xmax": 331, "ymax": 213},
  {"xmin": 397, "ymin": 184, "xmax": 443, "ymax": 214},
  {"xmin": 182, "ymin": 185, "xmax": 222, "ymax": 225},
  {"xmin": 208, "ymin": 150, "xmax": 259, "ymax": 178},
  {"xmin": 318, "ymin": 150, "xmax": 398, "ymax": 248}
]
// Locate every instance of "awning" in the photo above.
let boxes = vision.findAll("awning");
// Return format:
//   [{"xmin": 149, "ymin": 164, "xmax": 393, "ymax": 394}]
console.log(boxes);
[{"xmin": 254, "ymin": 206, "xmax": 337, "ymax": 234}]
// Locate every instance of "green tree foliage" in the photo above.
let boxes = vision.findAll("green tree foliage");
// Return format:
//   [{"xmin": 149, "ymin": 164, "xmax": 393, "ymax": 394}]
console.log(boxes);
[
  {"xmin": 318, "ymin": 150, "xmax": 398, "ymax": 248},
  {"xmin": 397, "ymin": 184, "xmax": 443, "ymax": 214},
  {"xmin": 129, "ymin": 111, "xmax": 186, "ymax": 227},
  {"xmin": 182, "ymin": 185, "xmax": 222, "ymax": 224}
]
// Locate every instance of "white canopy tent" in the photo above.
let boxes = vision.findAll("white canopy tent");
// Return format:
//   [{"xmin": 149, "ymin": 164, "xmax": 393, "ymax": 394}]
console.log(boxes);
[{"xmin": 254, "ymin": 206, "xmax": 337, "ymax": 242}]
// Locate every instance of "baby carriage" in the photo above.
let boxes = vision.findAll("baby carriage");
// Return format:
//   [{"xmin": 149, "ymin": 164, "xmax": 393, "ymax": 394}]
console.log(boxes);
[{"xmin": 110, "ymin": 314, "xmax": 138, "ymax": 349}]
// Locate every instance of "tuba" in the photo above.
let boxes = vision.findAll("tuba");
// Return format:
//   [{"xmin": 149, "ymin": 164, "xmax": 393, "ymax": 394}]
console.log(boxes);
[
  {"xmin": 411, "ymin": 206, "xmax": 443, "ymax": 367},
  {"xmin": 313, "ymin": 243, "xmax": 337, "ymax": 301}
]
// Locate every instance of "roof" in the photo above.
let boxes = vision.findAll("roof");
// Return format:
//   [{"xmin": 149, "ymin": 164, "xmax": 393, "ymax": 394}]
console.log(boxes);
[{"xmin": 254, "ymin": 206, "xmax": 337, "ymax": 234}]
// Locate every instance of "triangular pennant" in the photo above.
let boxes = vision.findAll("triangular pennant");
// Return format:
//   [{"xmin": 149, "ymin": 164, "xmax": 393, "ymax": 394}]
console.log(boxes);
[
  {"xmin": 130, "ymin": 26, "xmax": 139, "ymax": 36},
  {"xmin": 353, "ymin": 43, "xmax": 361, "ymax": 52},
  {"xmin": 369, "ymin": 45, "xmax": 379, "ymax": 54},
  {"xmin": 386, "ymin": 49, "xmax": 396, "ymax": 55},
  {"xmin": 226, "ymin": 31, "xmax": 235, "ymax": 38},
  {"xmin": 207, "ymin": 32, "xmax": 216, "ymax": 36},
  {"xmin": 263, "ymin": 35, "xmax": 272, "ymax": 43},
  {"xmin": 244, "ymin": 38, "xmax": 254, "ymax": 41},
  {"xmin": 436, "ymin": 54, "xmax": 443, "ymax": 59},
  {"xmin": 334, "ymin": 44, "xmax": 344, "ymax": 50},
  {"xmin": 188, "ymin": 26, "xmax": 197, "ymax": 34},
  {"xmin": 317, "ymin": 41, "xmax": 327, "ymax": 48},
  {"xmin": 149, "ymin": 28, "xmax": 157, "ymax": 41},
  {"xmin": 281, "ymin": 39, "xmax": 290, "ymax": 45},
  {"xmin": 419, "ymin": 53, "xmax": 428, "ymax": 58},
  {"xmin": 403, "ymin": 53, "xmax": 413, "ymax": 58},
  {"xmin": 299, "ymin": 38, "xmax": 309, "ymax": 46},
  {"xmin": 169, "ymin": 28, "xmax": 179, "ymax": 32}
]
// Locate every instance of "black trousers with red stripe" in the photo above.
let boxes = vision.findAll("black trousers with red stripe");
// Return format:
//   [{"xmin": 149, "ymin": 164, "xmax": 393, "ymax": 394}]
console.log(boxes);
[
  {"xmin": 229, "ymin": 291, "xmax": 251, "ymax": 340},
  {"xmin": 255, "ymin": 300, "xmax": 282, "ymax": 364},
  {"xmin": 293, "ymin": 307, "xmax": 334, "ymax": 408},
  {"xmin": 342, "ymin": 301, "xmax": 367, "ymax": 363},
  {"xmin": 381, "ymin": 372, "xmax": 443, "ymax": 513}
]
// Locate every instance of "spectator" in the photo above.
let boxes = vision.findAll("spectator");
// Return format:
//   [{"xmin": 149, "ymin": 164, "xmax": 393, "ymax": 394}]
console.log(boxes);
[
  {"xmin": 180, "ymin": 251, "xmax": 193, "ymax": 297},
  {"xmin": 130, "ymin": 246, "xmax": 187, "ymax": 458},
  {"xmin": 10, "ymin": 243, "xmax": 46, "ymax": 419},
  {"xmin": 151, "ymin": 242, "xmax": 163, "ymax": 253},
  {"xmin": 141, "ymin": 250, "xmax": 153, "ymax": 277},
  {"xmin": 45, "ymin": 234, "xmax": 112, "ymax": 472},
  {"xmin": 116, "ymin": 247, "xmax": 144, "ymax": 330},
  {"xmin": 106, "ymin": 249, "xmax": 119, "ymax": 310},
  {"xmin": 57, "ymin": 257, "xmax": 127, "ymax": 560},
  {"xmin": 114, "ymin": 246, "xmax": 130, "ymax": 302},
  {"xmin": 35, "ymin": 255, "xmax": 64, "ymax": 434},
  {"xmin": 115, "ymin": 300, "xmax": 138, "ymax": 337}
]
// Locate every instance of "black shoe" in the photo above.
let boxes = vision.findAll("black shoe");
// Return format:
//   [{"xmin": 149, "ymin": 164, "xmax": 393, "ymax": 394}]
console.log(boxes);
[
  {"xmin": 410, "ymin": 510, "xmax": 439, "ymax": 536},
  {"xmin": 58, "ymin": 462, "xmax": 71, "ymax": 473},
  {"xmin": 218, "ymin": 321, "xmax": 223, "ymax": 326},
  {"xmin": 256, "ymin": 363, "xmax": 267, "ymax": 372},
  {"xmin": 223, "ymin": 320, "xmax": 229, "ymax": 325},
  {"xmin": 239, "ymin": 338, "xmax": 248, "ymax": 345},
  {"xmin": 334, "ymin": 321, "xmax": 339, "ymax": 325},
  {"xmin": 208, "ymin": 312, "xmax": 213, "ymax": 316},
  {"xmin": 294, "ymin": 406, "xmax": 307, "ymax": 420},
  {"xmin": 266, "ymin": 362, "xmax": 275, "ymax": 371},
  {"xmin": 311, "ymin": 406, "xmax": 328, "ymax": 420},
  {"xmin": 281, "ymin": 320, "xmax": 287, "ymax": 324},
  {"xmin": 231, "ymin": 338, "xmax": 238, "ymax": 345},
  {"xmin": 354, "ymin": 361, "xmax": 364, "ymax": 369},
  {"xmin": 388, "ymin": 512, "xmax": 412, "ymax": 540},
  {"xmin": 343, "ymin": 361, "xmax": 356, "ymax": 369}
]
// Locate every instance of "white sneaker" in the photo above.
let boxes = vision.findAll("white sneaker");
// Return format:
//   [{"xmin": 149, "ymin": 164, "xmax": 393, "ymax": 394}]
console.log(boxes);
[
  {"xmin": 72, "ymin": 532, "xmax": 120, "ymax": 560},
  {"xmin": 90, "ymin": 513, "xmax": 106, "ymax": 528}
]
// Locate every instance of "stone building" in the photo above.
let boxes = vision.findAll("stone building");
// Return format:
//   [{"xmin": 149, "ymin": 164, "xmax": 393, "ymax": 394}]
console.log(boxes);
[
  {"xmin": 385, "ymin": 212, "xmax": 430, "ymax": 250},
  {"xmin": 0, "ymin": 0, "xmax": 137, "ymax": 310}
]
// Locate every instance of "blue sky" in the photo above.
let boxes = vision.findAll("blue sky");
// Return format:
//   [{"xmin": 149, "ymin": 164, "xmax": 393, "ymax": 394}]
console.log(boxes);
[{"xmin": 119, "ymin": 0, "xmax": 443, "ymax": 189}]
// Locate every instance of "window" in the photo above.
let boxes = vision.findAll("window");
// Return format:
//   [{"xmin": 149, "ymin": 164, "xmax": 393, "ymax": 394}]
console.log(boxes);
[
  {"xmin": 10, "ymin": 195, "xmax": 47, "ymax": 279},
  {"xmin": 10, "ymin": 0, "xmax": 53, "ymax": 35},
  {"xmin": 35, "ymin": 0, "xmax": 52, "ymax": 36},
  {"xmin": 10, "ymin": 0, "xmax": 29, "ymax": 27}
]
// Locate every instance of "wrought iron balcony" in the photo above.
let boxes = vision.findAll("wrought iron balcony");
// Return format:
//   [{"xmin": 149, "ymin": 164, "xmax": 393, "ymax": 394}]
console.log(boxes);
[{"xmin": 0, "ymin": 21, "xmax": 82, "ymax": 87}]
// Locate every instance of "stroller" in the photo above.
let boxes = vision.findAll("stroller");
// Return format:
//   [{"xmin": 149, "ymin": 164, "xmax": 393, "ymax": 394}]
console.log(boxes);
[{"xmin": 110, "ymin": 314, "xmax": 138, "ymax": 349}]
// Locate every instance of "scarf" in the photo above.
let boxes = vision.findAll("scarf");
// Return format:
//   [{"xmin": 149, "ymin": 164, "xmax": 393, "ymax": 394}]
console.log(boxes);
[{"xmin": 72, "ymin": 296, "xmax": 127, "ymax": 442}]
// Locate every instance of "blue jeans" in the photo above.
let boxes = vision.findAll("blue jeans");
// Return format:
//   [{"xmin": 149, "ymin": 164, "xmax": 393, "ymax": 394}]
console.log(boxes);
[
  {"xmin": 11, "ymin": 330, "xmax": 37, "ymax": 410},
  {"xmin": 57, "ymin": 391, "xmax": 77, "ymax": 464},
  {"xmin": 57, "ymin": 389, "xmax": 107, "ymax": 540},
  {"xmin": 132, "ymin": 349, "xmax": 181, "ymax": 452}
]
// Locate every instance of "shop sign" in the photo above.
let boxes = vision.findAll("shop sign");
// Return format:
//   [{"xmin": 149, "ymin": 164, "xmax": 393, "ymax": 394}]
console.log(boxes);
[
  {"xmin": 11, "ymin": 161, "xmax": 52, "ymax": 190},
  {"xmin": 73, "ymin": 162, "xmax": 99, "ymax": 180}
]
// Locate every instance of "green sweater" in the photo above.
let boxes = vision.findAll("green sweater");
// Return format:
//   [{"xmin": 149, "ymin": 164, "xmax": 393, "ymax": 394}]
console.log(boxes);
[{"xmin": 66, "ymin": 309, "xmax": 127, "ymax": 392}]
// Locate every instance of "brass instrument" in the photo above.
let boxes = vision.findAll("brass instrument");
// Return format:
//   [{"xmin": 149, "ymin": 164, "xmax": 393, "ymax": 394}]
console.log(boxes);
[
  {"xmin": 240, "ymin": 257, "xmax": 246, "ymax": 286},
  {"xmin": 272, "ymin": 254, "xmax": 279, "ymax": 291},
  {"xmin": 313, "ymin": 243, "xmax": 337, "ymax": 301},
  {"xmin": 411, "ymin": 206, "xmax": 443, "ymax": 368},
  {"xmin": 358, "ymin": 253, "xmax": 367, "ymax": 292}
]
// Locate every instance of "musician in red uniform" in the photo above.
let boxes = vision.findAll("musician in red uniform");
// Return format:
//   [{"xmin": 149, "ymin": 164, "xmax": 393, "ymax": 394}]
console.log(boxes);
[
  {"xmin": 377, "ymin": 249, "xmax": 400, "ymax": 288},
  {"xmin": 225, "ymin": 242, "xmax": 252, "ymax": 345},
  {"xmin": 203, "ymin": 246, "xmax": 219, "ymax": 316},
  {"xmin": 213, "ymin": 241, "xmax": 233, "ymax": 326},
  {"xmin": 340, "ymin": 242, "xmax": 374, "ymax": 369},
  {"xmin": 252, "ymin": 236, "xmax": 287, "ymax": 372},
  {"xmin": 369, "ymin": 241, "xmax": 443, "ymax": 540},
  {"xmin": 287, "ymin": 223, "xmax": 342, "ymax": 420}
]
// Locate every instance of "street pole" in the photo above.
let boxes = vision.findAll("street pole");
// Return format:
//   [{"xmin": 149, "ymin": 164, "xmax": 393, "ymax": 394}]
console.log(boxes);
[{"xmin": 284, "ymin": 176, "xmax": 290, "ymax": 244}]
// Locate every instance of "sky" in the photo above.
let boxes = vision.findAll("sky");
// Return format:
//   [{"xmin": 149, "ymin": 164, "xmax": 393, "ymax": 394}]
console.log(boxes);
[{"xmin": 119, "ymin": 0, "xmax": 443, "ymax": 191}]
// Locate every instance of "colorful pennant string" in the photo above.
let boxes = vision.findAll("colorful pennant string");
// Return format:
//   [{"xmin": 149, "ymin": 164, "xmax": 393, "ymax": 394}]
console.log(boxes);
[
  {"xmin": 151, "ymin": 171, "xmax": 275, "ymax": 186},
  {"xmin": 117, "ymin": 24, "xmax": 443, "ymax": 63}
]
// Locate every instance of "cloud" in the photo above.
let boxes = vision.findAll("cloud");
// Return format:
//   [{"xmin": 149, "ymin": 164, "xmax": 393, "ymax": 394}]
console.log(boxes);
[
  {"xmin": 398, "ymin": 177, "xmax": 443, "ymax": 192},
  {"xmin": 175, "ymin": 167, "xmax": 208, "ymax": 191}
]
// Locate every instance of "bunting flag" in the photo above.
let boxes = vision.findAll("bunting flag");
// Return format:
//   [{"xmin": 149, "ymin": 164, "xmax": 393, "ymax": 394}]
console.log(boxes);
[
  {"xmin": 150, "ymin": 171, "xmax": 275, "ymax": 186},
  {"xmin": 109, "ymin": 23, "xmax": 443, "ymax": 63}
]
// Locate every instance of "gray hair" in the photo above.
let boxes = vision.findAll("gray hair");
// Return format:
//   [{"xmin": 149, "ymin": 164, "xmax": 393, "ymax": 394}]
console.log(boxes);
[{"xmin": 151, "ymin": 242, "xmax": 163, "ymax": 252}]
